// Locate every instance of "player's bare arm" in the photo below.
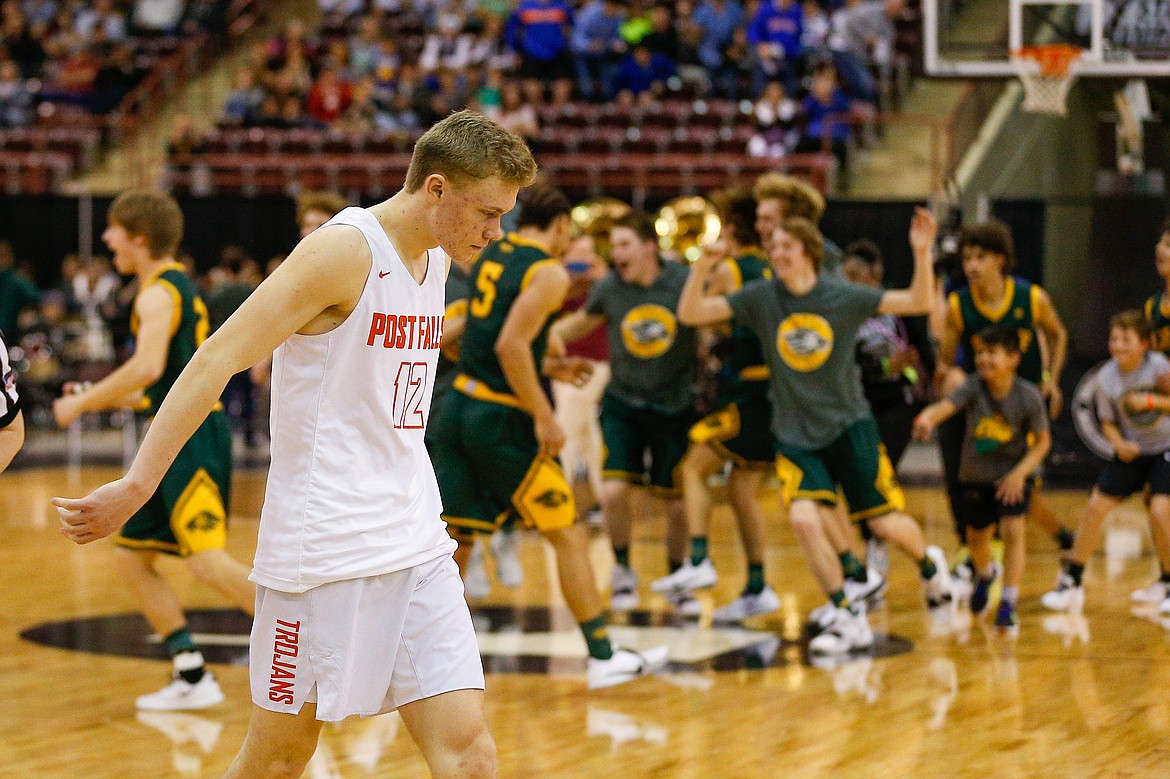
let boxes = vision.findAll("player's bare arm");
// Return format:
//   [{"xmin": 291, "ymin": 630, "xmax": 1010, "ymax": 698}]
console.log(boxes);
[
  {"xmin": 53, "ymin": 226, "xmax": 372, "ymax": 543},
  {"xmin": 550, "ymin": 308, "xmax": 607, "ymax": 347},
  {"xmin": 1035, "ymin": 288, "xmax": 1068, "ymax": 417},
  {"xmin": 497, "ymin": 262, "xmax": 572, "ymax": 456},
  {"xmin": 678, "ymin": 249, "xmax": 733, "ymax": 327},
  {"xmin": 52, "ymin": 283, "xmax": 175, "ymax": 427},
  {"xmin": 998, "ymin": 428, "xmax": 1051, "ymax": 503},
  {"xmin": 878, "ymin": 207, "xmax": 938, "ymax": 317},
  {"xmin": 912, "ymin": 398, "xmax": 958, "ymax": 440}
]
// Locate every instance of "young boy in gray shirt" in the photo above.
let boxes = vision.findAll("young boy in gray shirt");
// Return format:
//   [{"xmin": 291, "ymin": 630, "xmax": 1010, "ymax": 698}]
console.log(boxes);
[
  {"xmin": 1043, "ymin": 310, "xmax": 1170, "ymax": 615},
  {"xmin": 914, "ymin": 325, "xmax": 1051, "ymax": 630}
]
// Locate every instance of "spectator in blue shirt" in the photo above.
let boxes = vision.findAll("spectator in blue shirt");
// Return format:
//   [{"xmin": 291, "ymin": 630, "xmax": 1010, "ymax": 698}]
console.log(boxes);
[
  {"xmin": 691, "ymin": 0, "xmax": 744, "ymax": 98},
  {"xmin": 746, "ymin": 0, "xmax": 803, "ymax": 96},
  {"xmin": 611, "ymin": 42, "xmax": 676, "ymax": 107},
  {"xmin": 507, "ymin": 0, "xmax": 576, "ymax": 105},
  {"xmin": 795, "ymin": 62, "xmax": 852, "ymax": 170},
  {"xmin": 571, "ymin": 0, "xmax": 627, "ymax": 101}
]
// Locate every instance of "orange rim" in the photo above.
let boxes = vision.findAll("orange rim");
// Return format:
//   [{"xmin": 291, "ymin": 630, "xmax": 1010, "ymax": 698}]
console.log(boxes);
[{"xmin": 1013, "ymin": 44, "xmax": 1082, "ymax": 77}]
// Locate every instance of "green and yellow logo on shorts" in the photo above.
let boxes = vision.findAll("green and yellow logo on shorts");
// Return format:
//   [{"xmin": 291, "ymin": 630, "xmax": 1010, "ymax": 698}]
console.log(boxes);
[
  {"xmin": 620, "ymin": 304, "xmax": 677, "ymax": 359},
  {"xmin": 776, "ymin": 313, "xmax": 833, "ymax": 372}
]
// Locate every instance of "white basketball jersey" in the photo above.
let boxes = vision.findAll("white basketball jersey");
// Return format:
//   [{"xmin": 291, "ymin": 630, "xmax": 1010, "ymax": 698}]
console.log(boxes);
[{"xmin": 253, "ymin": 207, "xmax": 456, "ymax": 593}]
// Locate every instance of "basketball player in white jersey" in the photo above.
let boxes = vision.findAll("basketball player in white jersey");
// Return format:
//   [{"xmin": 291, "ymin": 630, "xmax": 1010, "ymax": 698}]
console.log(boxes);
[
  {"xmin": 53, "ymin": 111, "xmax": 537, "ymax": 779},
  {"xmin": 0, "ymin": 328, "xmax": 24, "ymax": 473}
]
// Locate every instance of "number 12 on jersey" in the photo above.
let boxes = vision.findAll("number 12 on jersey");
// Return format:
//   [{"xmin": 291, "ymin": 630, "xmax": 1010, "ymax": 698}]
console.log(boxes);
[{"xmin": 392, "ymin": 361, "xmax": 429, "ymax": 429}]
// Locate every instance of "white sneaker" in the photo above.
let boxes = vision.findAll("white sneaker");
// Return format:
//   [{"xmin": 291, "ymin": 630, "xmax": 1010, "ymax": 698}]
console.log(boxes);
[
  {"xmin": 665, "ymin": 588, "xmax": 704, "ymax": 617},
  {"xmin": 611, "ymin": 564, "xmax": 639, "ymax": 611},
  {"xmin": 809, "ymin": 601, "xmax": 838, "ymax": 631},
  {"xmin": 712, "ymin": 586, "xmax": 781, "ymax": 623},
  {"xmin": 1160, "ymin": 596, "xmax": 1170, "ymax": 615},
  {"xmin": 587, "ymin": 646, "xmax": 669, "ymax": 689},
  {"xmin": 923, "ymin": 545, "xmax": 955, "ymax": 609},
  {"xmin": 809, "ymin": 606, "xmax": 875, "ymax": 654},
  {"xmin": 843, "ymin": 567, "xmax": 886, "ymax": 608},
  {"xmin": 491, "ymin": 530, "xmax": 524, "ymax": 589},
  {"xmin": 1041, "ymin": 571, "xmax": 1085, "ymax": 612},
  {"xmin": 650, "ymin": 557, "xmax": 717, "ymax": 593},
  {"xmin": 463, "ymin": 543, "xmax": 490, "ymax": 600},
  {"xmin": 951, "ymin": 562, "xmax": 974, "ymax": 605},
  {"xmin": 136, "ymin": 671, "xmax": 225, "ymax": 711},
  {"xmin": 1132, "ymin": 581, "xmax": 1168, "ymax": 604}
]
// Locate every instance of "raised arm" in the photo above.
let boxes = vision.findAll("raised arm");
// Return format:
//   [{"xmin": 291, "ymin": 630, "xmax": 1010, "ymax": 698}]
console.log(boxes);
[
  {"xmin": 52, "ymin": 283, "xmax": 175, "ymax": 427},
  {"xmin": 497, "ymin": 262, "xmax": 572, "ymax": 456},
  {"xmin": 878, "ymin": 207, "xmax": 937, "ymax": 318},
  {"xmin": 54, "ymin": 226, "xmax": 373, "ymax": 543},
  {"xmin": 678, "ymin": 243, "xmax": 734, "ymax": 326}
]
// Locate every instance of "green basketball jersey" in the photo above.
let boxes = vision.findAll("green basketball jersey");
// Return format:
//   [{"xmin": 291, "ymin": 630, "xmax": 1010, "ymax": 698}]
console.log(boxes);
[
  {"xmin": 1145, "ymin": 291, "xmax": 1170, "ymax": 352},
  {"xmin": 458, "ymin": 233, "xmax": 560, "ymax": 396},
  {"xmin": 723, "ymin": 250, "xmax": 771, "ymax": 379},
  {"xmin": 948, "ymin": 277, "xmax": 1043, "ymax": 383},
  {"xmin": 133, "ymin": 263, "xmax": 210, "ymax": 415}
]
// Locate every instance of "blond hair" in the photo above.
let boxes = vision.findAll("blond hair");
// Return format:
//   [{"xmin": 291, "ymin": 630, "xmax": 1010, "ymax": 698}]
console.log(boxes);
[
  {"xmin": 404, "ymin": 110, "xmax": 537, "ymax": 193},
  {"xmin": 108, "ymin": 191, "xmax": 184, "ymax": 259},
  {"xmin": 753, "ymin": 172, "xmax": 825, "ymax": 223},
  {"xmin": 780, "ymin": 216, "xmax": 825, "ymax": 273},
  {"xmin": 295, "ymin": 190, "xmax": 347, "ymax": 226}
]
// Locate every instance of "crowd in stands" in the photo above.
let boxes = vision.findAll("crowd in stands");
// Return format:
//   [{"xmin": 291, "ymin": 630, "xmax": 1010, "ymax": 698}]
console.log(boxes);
[
  {"xmin": 208, "ymin": 0, "xmax": 917, "ymax": 166},
  {"xmin": 0, "ymin": 0, "xmax": 232, "ymax": 126}
]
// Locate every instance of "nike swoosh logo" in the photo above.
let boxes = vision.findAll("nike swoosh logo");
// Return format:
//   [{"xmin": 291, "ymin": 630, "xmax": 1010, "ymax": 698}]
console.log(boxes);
[{"xmin": 379, "ymin": 270, "xmax": 391, "ymax": 278}]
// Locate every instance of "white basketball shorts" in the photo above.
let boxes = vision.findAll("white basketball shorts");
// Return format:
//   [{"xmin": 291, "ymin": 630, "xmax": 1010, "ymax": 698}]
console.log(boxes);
[{"xmin": 250, "ymin": 553, "xmax": 483, "ymax": 721}]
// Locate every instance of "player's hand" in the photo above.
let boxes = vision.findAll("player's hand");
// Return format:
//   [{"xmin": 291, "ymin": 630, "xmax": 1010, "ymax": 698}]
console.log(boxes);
[
  {"xmin": 52, "ymin": 478, "xmax": 150, "ymax": 544},
  {"xmin": 909, "ymin": 207, "xmax": 938, "ymax": 257},
  {"xmin": 1122, "ymin": 391, "xmax": 1155, "ymax": 414},
  {"xmin": 693, "ymin": 239, "xmax": 725, "ymax": 271},
  {"xmin": 533, "ymin": 411, "xmax": 566, "ymax": 457},
  {"xmin": 53, "ymin": 394, "xmax": 84, "ymax": 428},
  {"xmin": 995, "ymin": 473, "xmax": 1026, "ymax": 505},
  {"xmin": 912, "ymin": 413, "xmax": 933, "ymax": 441},
  {"xmin": 1115, "ymin": 440, "xmax": 1141, "ymax": 462},
  {"xmin": 543, "ymin": 355, "xmax": 594, "ymax": 387}
]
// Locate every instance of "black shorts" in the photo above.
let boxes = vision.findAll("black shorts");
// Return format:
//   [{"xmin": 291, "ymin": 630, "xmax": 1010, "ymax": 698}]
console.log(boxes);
[
  {"xmin": 518, "ymin": 50, "xmax": 575, "ymax": 82},
  {"xmin": 1097, "ymin": 452, "xmax": 1170, "ymax": 499},
  {"xmin": 958, "ymin": 480, "xmax": 1033, "ymax": 530}
]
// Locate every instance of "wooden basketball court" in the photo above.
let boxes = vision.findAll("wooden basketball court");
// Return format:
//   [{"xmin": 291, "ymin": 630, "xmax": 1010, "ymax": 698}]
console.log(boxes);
[{"xmin": 2, "ymin": 464, "xmax": 1168, "ymax": 778}]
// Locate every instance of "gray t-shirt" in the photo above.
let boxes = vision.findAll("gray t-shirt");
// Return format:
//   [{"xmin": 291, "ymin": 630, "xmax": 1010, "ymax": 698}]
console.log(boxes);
[
  {"xmin": 949, "ymin": 374, "xmax": 1048, "ymax": 483},
  {"xmin": 585, "ymin": 260, "xmax": 698, "ymax": 414},
  {"xmin": 1095, "ymin": 351, "xmax": 1170, "ymax": 455},
  {"xmin": 728, "ymin": 275, "xmax": 884, "ymax": 448}
]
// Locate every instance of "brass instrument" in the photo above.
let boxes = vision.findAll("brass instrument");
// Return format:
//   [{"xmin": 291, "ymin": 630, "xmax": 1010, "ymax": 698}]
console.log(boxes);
[
  {"xmin": 570, "ymin": 197, "xmax": 632, "ymax": 260},
  {"xmin": 655, "ymin": 196, "xmax": 722, "ymax": 263}
]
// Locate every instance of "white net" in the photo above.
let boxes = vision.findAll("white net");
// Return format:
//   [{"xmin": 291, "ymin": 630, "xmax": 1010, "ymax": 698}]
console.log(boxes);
[{"xmin": 1010, "ymin": 47, "xmax": 1082, "ymax": 116}]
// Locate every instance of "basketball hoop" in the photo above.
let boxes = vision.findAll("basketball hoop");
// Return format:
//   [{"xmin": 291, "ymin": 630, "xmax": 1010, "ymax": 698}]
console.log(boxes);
[{"xmin": 1011, "ymin": 44, "xmax": 1083, "ymax": 115}]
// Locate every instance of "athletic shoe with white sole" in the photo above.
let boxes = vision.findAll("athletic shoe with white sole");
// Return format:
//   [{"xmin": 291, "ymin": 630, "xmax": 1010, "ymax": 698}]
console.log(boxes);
[
  {"xmin": 587, "ymin": 646, "xmax": 669, "ymax": 689},
  {"xmin": 651, "ymin": 557, "xmax": 717, "ymax": 594},
  {"xmin": 923, "ymin": 546, "xmax": 955, "ymax": 609},
  {"xmin": 1041, "ymin": 571, "xmax": 1085, "ymax": 612},
  {"xmin": 491, "ymin": 530, "xmax": 524, "ymax": 589},
  {"xmin": 665, "ymin": 588, "xmax": 704, "ymax": 617},
  {"xmin": 808, "ymin": 601, "xmax": 838, "ymax": 631},
  {"xmin": 809, "ymin": 606, "xmax": 874, "ymax": 654},
  {"xmin": 1132, "ymin": 581, "xmax": 1168, "ymax": 604},
  {"xmin": 136, "ymin": 672, "xmax": 225, "ymax": 711},
  {"xmin": 711, "ymin": 586, "xmax": 781, "ymax": 623},
  {"xmin": 843, "ymin": 567, "xmax": 886, "ymax": 609},
  {"xmin": 611, "ymin": 563, "xmax": 639, "ymax": 611}
]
